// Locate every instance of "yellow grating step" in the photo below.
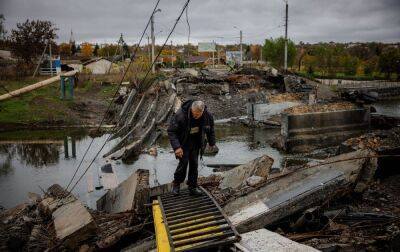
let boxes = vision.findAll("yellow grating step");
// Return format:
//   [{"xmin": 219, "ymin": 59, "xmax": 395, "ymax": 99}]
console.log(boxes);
[{"xmin": 153, "ymin": 186, "xmax": 240, "ymax": 252}]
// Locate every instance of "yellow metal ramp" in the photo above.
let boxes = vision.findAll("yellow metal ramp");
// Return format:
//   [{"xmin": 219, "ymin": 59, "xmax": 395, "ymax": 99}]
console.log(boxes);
[{"xmin": 152, "ymin": 186, "xmax": 240, "ymax": 251}]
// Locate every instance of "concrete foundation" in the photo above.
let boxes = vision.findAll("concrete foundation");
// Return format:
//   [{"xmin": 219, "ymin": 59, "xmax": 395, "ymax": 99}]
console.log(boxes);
[
  {"xmin": 280, "ymin": 108, "xmax": 370, "ymax": 152},
  {"xmin": 247, "ymin": 102, "xmax": 301, "ymax": 122}
]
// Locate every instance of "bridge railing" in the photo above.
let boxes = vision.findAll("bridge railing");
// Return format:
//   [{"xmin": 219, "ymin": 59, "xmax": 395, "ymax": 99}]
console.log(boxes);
[{"xmin": 335, "ymin": 81, "xmax": 400, "ymax": 89}]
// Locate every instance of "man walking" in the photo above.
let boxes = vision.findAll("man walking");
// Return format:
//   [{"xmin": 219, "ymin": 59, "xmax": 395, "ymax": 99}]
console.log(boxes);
[{"xmin": 167, "ymin": 100, "xmax": 216, "ymax": 196}]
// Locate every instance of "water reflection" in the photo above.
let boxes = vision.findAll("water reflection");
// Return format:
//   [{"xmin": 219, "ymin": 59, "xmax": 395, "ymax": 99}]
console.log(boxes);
[
  {"xmin": 0, "ymin": 129, "xmax": 85, "ymax": 169},
  {"xmin": 63, "ymin": 136, "xmax": 77, "ymax": 159},
  {"xmin": 18, "ymin": 144, "xmax": 60, "ymax": 167},
  {"xmin": 0, "ymin": 156, "xmax": 12, "ymax": 176},
  {"xmin": 0, "ymin": 126, "xmax": 283, "ymax": 208}
]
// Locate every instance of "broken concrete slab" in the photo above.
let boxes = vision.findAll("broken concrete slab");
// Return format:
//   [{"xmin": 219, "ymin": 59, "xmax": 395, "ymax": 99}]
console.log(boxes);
[
  {"xmin": 97, "ymin": 169, "xmax": 149, "ymax": 214},
  {"xmin": 218, "ymin": 155, "xmax": 273, "ymax": 190},
  {"xmin": 39, "ymin": 194, "xmax": 76, "ymax": 217},
  {"xmin": 247, "ymin": 101, "xmax": 302, "ymax": 122},
  {"xmin": 224, "ymin": 149, "xmax": 376, "ymax": 233},
  {"xmin": 53, "ymin": 198, "xmax": 97, "ymax": 247},
  {"xmin": 235, "ymin": 228, "xmax": 319, "ymax": 252}
]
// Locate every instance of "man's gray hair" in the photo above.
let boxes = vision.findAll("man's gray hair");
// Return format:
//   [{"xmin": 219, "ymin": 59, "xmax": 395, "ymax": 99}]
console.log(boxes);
[{"xmin": 191, "ymin": 100, "xmax": 205, "ymax": 112}]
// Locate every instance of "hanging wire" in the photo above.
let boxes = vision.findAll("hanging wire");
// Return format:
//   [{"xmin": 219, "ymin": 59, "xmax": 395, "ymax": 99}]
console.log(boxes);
[
  {"xmin": 67, "ymin": 0, "xmax": 192, "ymax": 195},
  {"xmin": 64, "ymin": 0, "xmax": 161, "ymax": 192}
]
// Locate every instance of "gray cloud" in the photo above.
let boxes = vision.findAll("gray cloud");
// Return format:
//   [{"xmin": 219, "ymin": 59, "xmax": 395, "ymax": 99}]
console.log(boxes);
[{"xmin": 1, "ymin": 0, "xmax": 399, "ymax": 45}]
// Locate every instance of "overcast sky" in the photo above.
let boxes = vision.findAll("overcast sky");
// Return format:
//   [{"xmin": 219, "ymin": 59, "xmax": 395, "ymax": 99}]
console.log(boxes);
[{"xmin": 1, "ymin": 0, "xmax": 399, "ymax": 45}]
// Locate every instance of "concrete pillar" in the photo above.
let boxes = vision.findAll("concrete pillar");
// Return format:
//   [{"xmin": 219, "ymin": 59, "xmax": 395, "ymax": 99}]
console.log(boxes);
[
  {"xmin": 71, "ymin": 137, "xmax": 76, "ymax": 158},
  {"xmin": 64, "ymin": 136, "xmax": 69, "ymax": 158},
  {"xmin": 68, "ymin": 76, "xmax": 74, "ymax": 100},
  {"xmin": 60, "ymin": 77, "xmax": 66, "ymax": 100}
]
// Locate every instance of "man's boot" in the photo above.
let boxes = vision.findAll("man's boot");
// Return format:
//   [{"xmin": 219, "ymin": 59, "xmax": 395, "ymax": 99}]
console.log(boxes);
[
  {"xmin": 189, "ymin": 187, "xmax": 202, "ymax": 196},
  {"xmin": 172, "ymin": 183, "xmax": 180, "ymax": 196}
]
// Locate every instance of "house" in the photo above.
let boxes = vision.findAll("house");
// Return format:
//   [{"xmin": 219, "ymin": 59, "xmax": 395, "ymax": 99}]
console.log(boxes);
[{"xmin": 83, "ymin": 58, "xmax": 119, "ymax": 74}]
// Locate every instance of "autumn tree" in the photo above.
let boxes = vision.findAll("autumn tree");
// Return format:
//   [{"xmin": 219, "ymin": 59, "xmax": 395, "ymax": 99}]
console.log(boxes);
[
  {"xmin": 10, "ymin": 19, "xmax": 58, "ymax": 63},
  {"xmin": 249, "ymin": 45, "xmax": 261, "ymax": 61},
  {"xmin": 81, "ymin": 42, "xmax": 93, "ymax": 57},
  {"xmin": 59, "ymin": 43, "xmax": 71, "ymax": 56}
]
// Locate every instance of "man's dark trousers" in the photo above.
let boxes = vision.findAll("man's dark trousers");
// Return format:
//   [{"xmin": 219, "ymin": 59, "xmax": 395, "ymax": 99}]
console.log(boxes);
[{"xmin": 174, "ymin": 140, "xmax": 200, "ymax": 188}]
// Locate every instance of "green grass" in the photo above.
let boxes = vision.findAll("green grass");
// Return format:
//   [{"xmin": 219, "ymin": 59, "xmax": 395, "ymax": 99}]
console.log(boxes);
[
  {"xmin": 98, "ymin": 85, "xmax": 118, "ymax": 99},
  {"xmin": 0, "ymin": 77, "xmax": 115, "ymax": 125},
  {"xmin": 0, "ymin": 78, "xmax": 68, "ymax": 124}
]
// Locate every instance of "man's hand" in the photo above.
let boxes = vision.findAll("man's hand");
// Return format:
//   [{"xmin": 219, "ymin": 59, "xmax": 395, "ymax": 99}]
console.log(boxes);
[{"xmin": 175, "ymin": 147, "xmax": 184, "ymax": 159}]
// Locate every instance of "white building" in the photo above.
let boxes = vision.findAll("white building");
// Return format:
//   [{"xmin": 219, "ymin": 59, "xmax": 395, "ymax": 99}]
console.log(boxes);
[{"xmin": 83, "ymin": 58, "xmax": 119, "ymax": 75}]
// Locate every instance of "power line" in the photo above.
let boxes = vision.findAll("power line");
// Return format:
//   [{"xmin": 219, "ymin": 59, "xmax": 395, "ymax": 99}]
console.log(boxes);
[
  {"xmin": 64, "ymin": 0, "xmax": 161, "ymax": 192},
  {"xmin": 67, "ymin": 0, "xmax": 192, "ymax": 195}
]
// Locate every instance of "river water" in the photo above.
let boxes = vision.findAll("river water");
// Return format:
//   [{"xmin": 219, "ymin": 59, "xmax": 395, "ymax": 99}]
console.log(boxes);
[
  {"xmin": 372, "ymin": 99, "xmax": 400, "ymax": 117},
  {"xmin": 1, "ymin": 99, "xmax": 397, "ymax": 209},
  {"xmin": 0, "ymin": 125, "xmax": 282, "ymax": 209}
]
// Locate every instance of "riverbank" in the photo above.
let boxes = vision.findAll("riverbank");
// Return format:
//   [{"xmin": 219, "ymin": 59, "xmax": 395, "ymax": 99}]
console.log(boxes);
[{"xmin": 0, "ymin": 76, "xmax": 118, "ymax": 131}]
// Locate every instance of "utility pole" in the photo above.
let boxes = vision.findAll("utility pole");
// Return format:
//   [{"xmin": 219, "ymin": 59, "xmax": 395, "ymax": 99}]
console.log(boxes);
[
  {"xmin": 212, "ymin": 40, "xmax": 215, "ymax": 68},
  {"xmin": 217, "ymin": 43, "xmax": 220, "ymax": 65},
  {"xmin": 151, "ymin": 9, "xmax": 161, "ymax": 73},
  {"xmin": 171, "ymin": 41, "xmax": 174, "ymax": 68},
  {"xmin": 49, "ymin": 42, "xmax": 53, "ymax": 76},
  {"xmin": 147, "ymin": 35, "xmax": 151, "ymax": 60},
  {"xmin": 151, "ymin": 14, "xmax": 155, "ymax": 73},
  {"xmin": 284, "ymin": 1, "xmax": 289, "ymax": 71},
  {"xmin": 240, "ymin": 30, "xmax": 243, "ymax": 66}
]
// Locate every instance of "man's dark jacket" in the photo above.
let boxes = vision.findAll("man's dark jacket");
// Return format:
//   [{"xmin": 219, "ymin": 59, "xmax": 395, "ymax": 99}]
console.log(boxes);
[{"xmin": 167, "ymin": 100, "xmax": 216, "ymax": 156}]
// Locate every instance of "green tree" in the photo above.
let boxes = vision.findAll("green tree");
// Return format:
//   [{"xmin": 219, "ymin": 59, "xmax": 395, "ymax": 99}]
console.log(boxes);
[
  {"xmin": 364, "ymin": 56, "xmax": 378, "ymax": 76},
  {"xmin": 378, "ymin": 47, "xmax": 400, "ymax": 78},
  {"xmin": 98, "ymin": 44, "xmax": 119, "ymax": 57},
  {"xmin": 122, "ymin": 43, "xmax": 130, "ymax": 58},
  {"xmin": 262, "ymin": 37, "xmax": 296, "ymax": 69},
  {"xmin": 93, "ymin": 43, "xmax": 99, "ymax": 56},
  {"xmin": 341, "ymin": 55, "xmax": 359, "ymax": 76},
  {"xmin": 10, "ymin": 19, "xmax": 58, "ymax": 63}
]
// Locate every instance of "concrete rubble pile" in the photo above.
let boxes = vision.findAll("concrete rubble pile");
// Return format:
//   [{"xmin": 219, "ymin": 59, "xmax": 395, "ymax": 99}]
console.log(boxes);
[
  {"xmin": 2, "ymin": 67, "xmax": 399, "ymax": 251},
  {"xmin": 282, "ymin": 102, "xmax": 356, "ymax": 115},
  {"xmin": 0, "ymin": 171, "xmax": 152, "ymax": 251},
  {"xmin": 107, "ymin": 67, "xmax": 285, "ymax": 161}
]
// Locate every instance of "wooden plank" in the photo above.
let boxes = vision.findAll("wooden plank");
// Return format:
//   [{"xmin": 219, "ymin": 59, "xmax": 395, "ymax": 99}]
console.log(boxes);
[{"xmin": 0, "ymin": 70, "xmax": 77, "ymax": 101}]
